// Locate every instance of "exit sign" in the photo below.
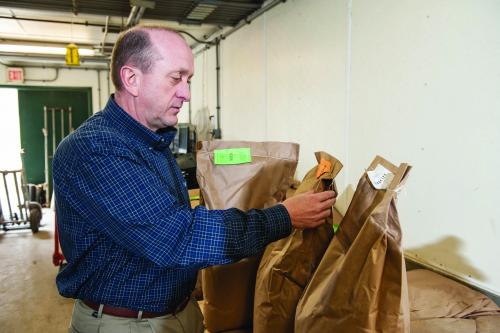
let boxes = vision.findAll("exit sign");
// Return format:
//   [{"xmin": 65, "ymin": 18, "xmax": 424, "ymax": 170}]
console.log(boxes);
[{"xmin": 7, "ymin": 67, "xmax": 24, "ymax": 83}]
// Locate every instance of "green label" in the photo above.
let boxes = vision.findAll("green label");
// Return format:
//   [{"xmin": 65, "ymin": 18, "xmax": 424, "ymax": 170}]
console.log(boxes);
[
  {"xmin": 214, "ymin": 148, "xmax": 252, "ymax": 165},
  {"xmin": 333, "ymin": 224, "xmax": 340, "ymax": 233}
]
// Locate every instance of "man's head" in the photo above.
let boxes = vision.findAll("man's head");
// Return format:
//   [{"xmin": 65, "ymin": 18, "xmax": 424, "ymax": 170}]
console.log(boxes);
[{"xmin": 111, "ymin": 25, "xmax": 194, "ymax": 131}]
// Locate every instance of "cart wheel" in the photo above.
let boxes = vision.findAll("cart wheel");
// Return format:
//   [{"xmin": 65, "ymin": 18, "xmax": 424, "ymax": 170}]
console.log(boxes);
[{"xmin": 29, "ymin": 207, "xmax": 42, "ymax": 233}]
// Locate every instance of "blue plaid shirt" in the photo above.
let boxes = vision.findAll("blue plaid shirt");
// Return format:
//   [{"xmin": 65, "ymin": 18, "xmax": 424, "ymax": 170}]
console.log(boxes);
[{"xmin": 53, "ymin": 96, "xmax": 291, "ymax": 312}]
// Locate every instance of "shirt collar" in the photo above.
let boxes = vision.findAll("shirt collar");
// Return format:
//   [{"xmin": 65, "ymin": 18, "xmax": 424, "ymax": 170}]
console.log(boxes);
[{"xmin": 102, "ymin": 95, "xmax": 177, "ymax": 151}]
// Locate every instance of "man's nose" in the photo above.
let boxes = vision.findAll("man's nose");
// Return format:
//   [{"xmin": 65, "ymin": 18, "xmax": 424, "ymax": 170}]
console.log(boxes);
[{"xmin": 176, "ymin": 81, "xmax": 191, "ymax": 102}]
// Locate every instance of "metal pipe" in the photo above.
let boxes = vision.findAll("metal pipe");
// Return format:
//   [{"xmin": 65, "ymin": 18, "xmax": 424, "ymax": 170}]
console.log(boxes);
[
  {"xmin": 2, "ymin": 172, "xmax": 13, "ymax": 220},
  {"xmin": 24, "ymin": 68, "xmax": 59, "ymax": 83},
  {"xmin": 13, "ymin": 172, "xmax": 23, "ymax": 220},
  {"xmin": 178, "ymin": 30, "xmax": 214, "ymax": 45},
  {"xmin": 135, "ymin": 7, "xmax": 146, "ymax": 25},
  {"xmin": 215, "ymin": 40, "xmax": 221, "ymax": 137},
  {"xmin": 126, "ymin": 0, "xmax": 155, "ymax": 27},
  {"xmin": 51, "ymin": 108, "xmax": 56, "ymax": 156},
  {"xmin": 101, "ymin": 16, "xmax": 110, "ymax": 55},
  {"xmin": 69, "ymin": 107, "xmax": 73, "ymax": 133},
  {"xmin": 0, "ymin": 15, "xmax": 122, "ymax": 32},
  {"xmin": 106, "ymin": 69, "xmax": 111, "ymax": 98},
  {"xmin": 20, "ymin": 151, "xmax": 30, "ymax": 219},
  {"xmin": 43, "ymin": 106, "xmax": 49, "ymax": 204},
  {"xmin": 195, "ymin": 0, "xmax": 261, "ymax": 9},
  {"xmin": 126, "ymin": 6, "xmax": 139, "ymax": 27},
  {"xmin": 0, "ymin": 55, "xmax": 109, "ymax": 69},
  {"xmin": 51, "ymin": 107, "xmax": 56, "ymax": 205},
  {"xmin": 61, "ymin": 107, "xmax": 65, "ymax": 141},
  {"xmin": 72, "ymin": 0, "xmax": 79, "ymax": 15},
  {"xmin": 97, "ymin": 70, "xmax": 102, "ymax": 110}
]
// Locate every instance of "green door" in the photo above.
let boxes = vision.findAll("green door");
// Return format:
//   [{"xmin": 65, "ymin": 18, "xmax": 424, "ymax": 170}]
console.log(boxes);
[{"xmin": 17, "ymin": 87, "xmax": 92, "ymax": 202}]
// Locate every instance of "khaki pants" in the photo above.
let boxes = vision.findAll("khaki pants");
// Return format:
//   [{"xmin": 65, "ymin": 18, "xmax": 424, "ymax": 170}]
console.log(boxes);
[{"xmin": 69, "ymin": 299, "xmax": 205, "ymax": 333}]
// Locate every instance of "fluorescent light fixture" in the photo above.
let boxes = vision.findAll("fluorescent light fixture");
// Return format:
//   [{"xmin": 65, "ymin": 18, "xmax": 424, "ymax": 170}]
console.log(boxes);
[
  {"xmin": 186, "ymin": 3, "xmax": 217, "ymax": 20},
  {"xmin": 0, "ymin": 44, "xmax": 95, "ymax": 56}
]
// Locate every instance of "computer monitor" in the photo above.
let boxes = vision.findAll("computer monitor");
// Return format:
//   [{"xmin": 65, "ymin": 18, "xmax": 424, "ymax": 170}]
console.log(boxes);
[{"xmin": 171, "ymin": 123, "xmax": 196, "ymax": 155}]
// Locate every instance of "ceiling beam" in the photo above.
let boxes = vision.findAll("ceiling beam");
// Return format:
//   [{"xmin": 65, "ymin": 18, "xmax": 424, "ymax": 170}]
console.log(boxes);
[
  {"xmin": 0, "ymin": 15, "xmax": 123, "ymax": 33},
  {"xmin": 0, "ymin": 38, "xmax": 114, "ymax": 52},
  {"xmin": 0, "ymin": 52, "xmax": 110, "ymax": 69},
  {"xmin": 196, "ymin": 0, "xmax": 261, "ymax": 9}
]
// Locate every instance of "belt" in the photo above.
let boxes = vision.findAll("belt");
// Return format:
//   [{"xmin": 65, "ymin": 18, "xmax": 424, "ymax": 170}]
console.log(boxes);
[{"xmin": 82, "ymin": 297, "xmax": 190, "ymax": 319}]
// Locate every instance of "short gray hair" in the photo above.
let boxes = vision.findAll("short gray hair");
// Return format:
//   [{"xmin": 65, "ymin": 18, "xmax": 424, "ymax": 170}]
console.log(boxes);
[{"xmin": 110, "ymin": 25, "xmax": 181, "ymax": 90}]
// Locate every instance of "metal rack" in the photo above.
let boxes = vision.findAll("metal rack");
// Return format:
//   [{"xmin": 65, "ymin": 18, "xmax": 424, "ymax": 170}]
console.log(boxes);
[{"xmin": 42, "ymin": 106, "xmax": 73, "ymax": 204}]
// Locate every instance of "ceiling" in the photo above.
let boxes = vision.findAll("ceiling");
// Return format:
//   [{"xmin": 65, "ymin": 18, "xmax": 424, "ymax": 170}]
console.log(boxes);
[
  {"xmin": 0, "ymin": 0, "xmax": 270, "ymax": 67},
  {"xmin": 0, "ymin": 0, "xmax": 265, "ymax": 27}
]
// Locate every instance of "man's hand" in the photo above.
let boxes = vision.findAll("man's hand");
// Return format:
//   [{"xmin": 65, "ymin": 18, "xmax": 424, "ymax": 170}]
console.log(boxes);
[{"xmin": 281, "ymin": 191, "xmax": 337, "ymax": 229}]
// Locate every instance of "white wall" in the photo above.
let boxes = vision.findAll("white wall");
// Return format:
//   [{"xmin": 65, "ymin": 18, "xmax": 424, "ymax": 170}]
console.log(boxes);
[
  {"xmin": 188, "ymin": 46, "xmax": 218, "ymax": 129},
  {"xmin": 0, "ymin": 88, "xmax": 22, "ymax": 216},
  {"xmin": 0, "ymin": 88, "xmax": 21, "ymax": 170},
  {"xmin": 349, "ymin": 0, "xmax": 500, "ymax": 294},
  {"xmin": 217, "ymin": 0, "xmax": 348, "ymax": 168},
  {"xmin": 191, "ymin": 0, "xmax": 500, "ymax": 294},
  {"xmin": 0, "ymin": 65, "xmax": 112, "ymax": 114}
]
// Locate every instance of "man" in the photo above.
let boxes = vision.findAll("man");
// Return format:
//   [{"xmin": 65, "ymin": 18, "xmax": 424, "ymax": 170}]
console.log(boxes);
[{"xmin": 53, "ymin": 25, "xmax": 336, "ymax": 333}]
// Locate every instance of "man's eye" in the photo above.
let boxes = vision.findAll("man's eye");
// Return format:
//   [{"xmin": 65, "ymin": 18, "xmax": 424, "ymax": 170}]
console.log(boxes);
[{"xmin": 170, "ymin": 75, "xmax": 182, "ymax": 83}]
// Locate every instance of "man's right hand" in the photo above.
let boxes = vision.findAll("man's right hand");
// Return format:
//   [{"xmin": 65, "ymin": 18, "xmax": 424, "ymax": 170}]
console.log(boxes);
[{"xmin": 281, "ymin": 190, "xmax": 337, "ymax": 229}]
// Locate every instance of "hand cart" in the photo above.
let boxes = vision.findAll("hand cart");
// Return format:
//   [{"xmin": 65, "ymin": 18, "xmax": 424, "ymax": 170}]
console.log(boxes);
[{"xmin": 0, "ymin": 169, "xmax": 42, "ymax": 233}]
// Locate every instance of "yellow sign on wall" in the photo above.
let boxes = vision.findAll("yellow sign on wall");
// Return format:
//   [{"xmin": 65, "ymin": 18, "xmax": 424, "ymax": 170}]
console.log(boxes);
[{"xmin": 65, "ymin": 43, "xmax": 80, "ymax": 66}]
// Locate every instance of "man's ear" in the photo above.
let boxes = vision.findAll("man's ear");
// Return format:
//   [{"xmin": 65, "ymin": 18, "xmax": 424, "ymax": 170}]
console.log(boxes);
[{"xmin": 120, "ymin": 65, "xmax": 141, "ymax": 97}]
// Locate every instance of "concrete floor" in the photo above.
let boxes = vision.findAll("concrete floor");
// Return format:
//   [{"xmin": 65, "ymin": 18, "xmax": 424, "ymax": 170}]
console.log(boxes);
[
  {"xmin": 0, "ymin": 209, "xmax": 73, "ymax": 333},
  {"xmin": 0, "ymin": 209, "xmax": 209, "ymax": 333}
]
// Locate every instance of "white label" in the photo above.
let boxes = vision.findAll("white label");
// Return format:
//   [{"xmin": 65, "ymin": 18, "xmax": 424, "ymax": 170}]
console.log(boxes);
[{"xmin": 367, "ymin": 164, "xmax": 394, "ymax": 190}]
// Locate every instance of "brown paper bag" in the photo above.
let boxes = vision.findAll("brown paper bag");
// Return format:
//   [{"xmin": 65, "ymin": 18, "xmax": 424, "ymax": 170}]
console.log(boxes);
[
  {"xmin": 253, "ymin": 152, "xmax": 343, "ymax": 333},
  {"xmin": 285, "ymin": 179, "xmax": 301, "ymax": 199},
  {"xmin": 475, "ymin": 315, "xmax": 500, "ymax": 333},
  {"xmin": 410, "ymin": 318, "xmax": 476, "ymax": 333},
  {"xmin": 196, "ymin": 140, "xmax": 299, "ymax": 333},
  {"xmin": 408, "ymin": 269, "xmax": 500, "ymax": 320},
  {"xmin": 295, "ymin": 156, "xmax": 412, "ymax": 333}
]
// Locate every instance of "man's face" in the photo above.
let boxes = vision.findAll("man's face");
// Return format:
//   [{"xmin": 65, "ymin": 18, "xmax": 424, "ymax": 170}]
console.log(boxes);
[{"xmin": 137, "ymin": 31, "xmax": 194, "ymax": 131}]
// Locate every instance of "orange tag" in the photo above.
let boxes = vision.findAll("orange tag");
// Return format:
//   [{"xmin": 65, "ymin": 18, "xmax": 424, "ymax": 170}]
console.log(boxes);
[{"xmin": 316, "ymin": 158, "xmax": 332, "ymax": 178}]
